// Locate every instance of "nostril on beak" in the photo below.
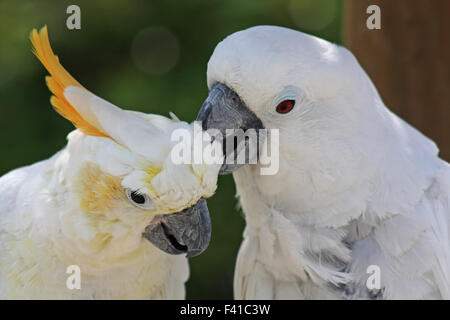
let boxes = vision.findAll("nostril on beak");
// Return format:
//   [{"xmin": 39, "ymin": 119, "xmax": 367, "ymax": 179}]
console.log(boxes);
[{"xmin": 202, "ymin": 120, "xmax": 208, "ymax": 131}]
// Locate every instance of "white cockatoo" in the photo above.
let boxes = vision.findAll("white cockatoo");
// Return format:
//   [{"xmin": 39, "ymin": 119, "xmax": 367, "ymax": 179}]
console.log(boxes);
[
  {"xmin": 197, "ymin": 25, "xmax": 450, "ymax": 299},
  {"xmin": 0, "ymin": 27, "xmax": 221, "ymax": 299}
]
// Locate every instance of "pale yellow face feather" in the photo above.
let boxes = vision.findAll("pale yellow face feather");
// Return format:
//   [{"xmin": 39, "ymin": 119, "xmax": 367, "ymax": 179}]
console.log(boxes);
[
  {"xmin": 77, "ymin": 162, "xmax": 126, "ymax": 214},
  {"xmin": 72, "ymin": 162, "xmax": 153, "ymax": 256},
  {"xmin": 144, "ymin": 164, "xmax": 163, "ymax": 198}
]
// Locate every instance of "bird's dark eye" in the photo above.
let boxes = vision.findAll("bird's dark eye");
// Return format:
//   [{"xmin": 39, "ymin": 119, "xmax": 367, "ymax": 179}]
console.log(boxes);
[
  {"xmin": 276, "ymin": 100, "xmax": 295, "ymax": 114},
  {"xmin": 126, "ymin": 189, "xmax": 154, "ymax": 210},
  {"xmin": 130, "ymin": 191, "xmax": 145, "ymax": 204}
]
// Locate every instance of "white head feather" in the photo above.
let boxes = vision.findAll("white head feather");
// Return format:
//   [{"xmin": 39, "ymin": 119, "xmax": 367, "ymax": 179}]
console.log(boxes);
[{"xmin": 206, "ymin": 25, "xmax": 440, "ymax": 226}]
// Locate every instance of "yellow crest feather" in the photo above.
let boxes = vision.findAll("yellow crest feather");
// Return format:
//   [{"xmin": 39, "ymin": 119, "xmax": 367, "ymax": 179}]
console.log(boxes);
[{"xmin": 30, "ymin": 26, "xmax": 109, "ymax": 137}]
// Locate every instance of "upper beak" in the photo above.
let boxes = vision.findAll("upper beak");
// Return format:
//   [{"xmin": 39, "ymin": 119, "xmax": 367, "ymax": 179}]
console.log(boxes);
[
  {"xmin": 196, "ymin": 83, "xmax": 264, "ymax": 174},
  {"xmin": 143, "ymin": 198, "xmax": 211, "ymax": 258}
]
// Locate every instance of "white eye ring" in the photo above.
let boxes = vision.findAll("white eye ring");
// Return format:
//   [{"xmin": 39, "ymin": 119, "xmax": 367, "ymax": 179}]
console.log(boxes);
[{"xmin": 126, "ymin": 189, "xmax": 155, "ymax": 210}]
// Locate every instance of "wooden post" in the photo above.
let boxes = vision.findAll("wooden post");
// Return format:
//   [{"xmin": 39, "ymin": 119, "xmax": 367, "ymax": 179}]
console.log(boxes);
[{"xmin": 344, "ymin": 0, "xmax": 450, "ymax": 160}]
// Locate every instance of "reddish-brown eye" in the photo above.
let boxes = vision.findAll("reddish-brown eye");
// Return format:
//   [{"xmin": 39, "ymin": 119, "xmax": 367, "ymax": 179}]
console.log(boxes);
[{"xmin": 276, "ymin": 100, "xmax": 295, "ymax": 114}]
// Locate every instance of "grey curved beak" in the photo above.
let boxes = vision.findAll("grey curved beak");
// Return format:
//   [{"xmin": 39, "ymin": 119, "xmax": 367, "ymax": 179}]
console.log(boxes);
[
  {"xmin": 143, "ymin": 198, "xmax": 211, "ymax": 258},
  {"xmin": 196, "ymin": 83, "xmax": 264, "ymax": 174}
]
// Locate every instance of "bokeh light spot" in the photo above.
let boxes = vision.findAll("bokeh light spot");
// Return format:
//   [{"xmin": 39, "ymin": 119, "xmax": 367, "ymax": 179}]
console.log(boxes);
[{"xmin": 131, "ymin": 27, "xmax": 180, "ymax": 75}]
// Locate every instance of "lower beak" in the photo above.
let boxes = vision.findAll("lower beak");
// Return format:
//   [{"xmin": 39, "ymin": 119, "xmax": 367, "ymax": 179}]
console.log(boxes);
[
  {"xmin": 142, "ymin": 198, "xmax": 211, "ymax": 258},
  {"xmin": 196, "ymin": 82, "xmax": 264, "ymax": 174}
]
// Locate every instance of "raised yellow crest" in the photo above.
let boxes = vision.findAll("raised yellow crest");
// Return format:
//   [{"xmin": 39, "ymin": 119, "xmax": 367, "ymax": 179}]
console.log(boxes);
[{"xmin": 30, "ymin": 26, "xmax": 108, "ymax": 137}]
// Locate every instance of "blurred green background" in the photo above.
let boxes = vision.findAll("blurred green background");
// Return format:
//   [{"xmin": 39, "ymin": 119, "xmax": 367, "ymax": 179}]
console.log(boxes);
[{"xmin": 0, "ymin": 0, "xmax": 342, "ymax": 299}]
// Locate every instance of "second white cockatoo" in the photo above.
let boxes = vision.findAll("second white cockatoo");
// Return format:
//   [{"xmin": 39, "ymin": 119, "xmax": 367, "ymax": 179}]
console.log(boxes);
[
  {"xmin": 0, "ymin": 27, "xmax": 220, "ymax": 299},
  {"xmin": 197, "ymin": 26, "xmax": 450, "ymax": 299}
]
